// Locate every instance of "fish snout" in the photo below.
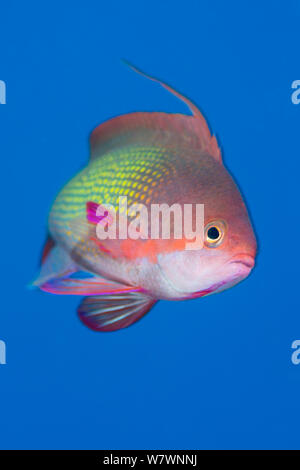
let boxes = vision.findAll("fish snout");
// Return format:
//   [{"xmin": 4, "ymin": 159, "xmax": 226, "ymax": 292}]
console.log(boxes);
[{"xmin": 229, "ymin": 253, "xmax": 255, "ymax": 269}]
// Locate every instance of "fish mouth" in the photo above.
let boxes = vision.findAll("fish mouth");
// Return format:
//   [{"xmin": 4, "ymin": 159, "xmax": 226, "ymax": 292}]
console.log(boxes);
[{"xmin": 229, "ymin": 253, "xmax": 255, "ymax": 269}]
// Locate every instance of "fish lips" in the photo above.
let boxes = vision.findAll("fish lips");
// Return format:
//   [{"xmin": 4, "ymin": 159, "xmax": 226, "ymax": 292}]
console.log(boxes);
[
  {"xmin": 229, "ymin": 253, "xmax": 255, "ymax": 270},
  {"xmin": 221, "ymin": 253, "xmax": 255, "ymax": 287},
  {"xmin": 193, "ymin": 253, "xmax": 256, "ymax": 298},
  {"xmin": 157, "ymin": 251, "xmax": 256, "ymax": 299}
]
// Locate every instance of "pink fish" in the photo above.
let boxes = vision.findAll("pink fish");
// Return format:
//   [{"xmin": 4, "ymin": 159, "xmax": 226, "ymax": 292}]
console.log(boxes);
[{"xmin": 33, "ymin": 63, "xmax": 257, "ymax": 332}]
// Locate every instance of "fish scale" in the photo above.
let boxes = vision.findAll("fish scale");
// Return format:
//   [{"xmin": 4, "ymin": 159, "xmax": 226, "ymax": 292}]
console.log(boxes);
[{"xmin": 51, "ymin": 145, "xmax": 172, "ymax": 220}]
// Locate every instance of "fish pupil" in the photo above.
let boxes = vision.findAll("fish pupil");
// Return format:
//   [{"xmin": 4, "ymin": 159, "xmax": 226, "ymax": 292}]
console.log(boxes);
[{"xmin": 207, "ymin": 226, "xmax": 220, "ymax": 240}]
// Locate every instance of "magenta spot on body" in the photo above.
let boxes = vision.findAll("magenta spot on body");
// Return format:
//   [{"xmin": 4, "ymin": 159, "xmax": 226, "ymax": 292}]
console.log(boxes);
[{"xmin": 86, "ymin": 201, "xmax": 111, "ymax": 226}]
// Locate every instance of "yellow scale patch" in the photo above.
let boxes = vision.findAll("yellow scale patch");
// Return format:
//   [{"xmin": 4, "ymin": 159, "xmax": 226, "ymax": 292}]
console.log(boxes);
[
  {"xmin": 49, "ymin": 145, "xmax": 179, "ymax": 262},
  {"xmin": 52, "ymin": 146, "xmax": 170, "ymax": 223}
]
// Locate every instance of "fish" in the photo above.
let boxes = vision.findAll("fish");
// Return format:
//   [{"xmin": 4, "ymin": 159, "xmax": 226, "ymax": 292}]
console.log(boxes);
[{"xmin": 33, "ymin": 63, "xmax": 257, "ymax": 332}]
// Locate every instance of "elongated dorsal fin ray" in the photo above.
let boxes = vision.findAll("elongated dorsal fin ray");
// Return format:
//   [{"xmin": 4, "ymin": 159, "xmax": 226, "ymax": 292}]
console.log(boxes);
[
  {"xmin": 89, "ymin": 63, "xmax": 222, "ymax": 163},
  {"xmin": 122, "ymin": 60, "xmax": 203, "ymax": 118}
]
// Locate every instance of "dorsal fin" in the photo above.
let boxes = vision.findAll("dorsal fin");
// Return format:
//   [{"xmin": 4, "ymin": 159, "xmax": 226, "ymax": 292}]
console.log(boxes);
[{"xmin": 90, "ymin": 62, "xmax": 221, "ymax": 163}]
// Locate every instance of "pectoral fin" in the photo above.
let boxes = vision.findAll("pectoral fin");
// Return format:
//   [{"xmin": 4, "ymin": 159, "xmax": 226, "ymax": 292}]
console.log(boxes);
[
  {"xmin": 40, "ymin": 271, "xmax": 141, "ymax": 296},
  {"xmin": 33, "ymin": 236, "xmax": 139, "ymax": 296},
  {"xmin": 78, "ymin": 291, "xmax": 156, "ymax": 332},
  {"xmin": 32, "ymin": 241, "xmax": 77, "ymax": 288}
]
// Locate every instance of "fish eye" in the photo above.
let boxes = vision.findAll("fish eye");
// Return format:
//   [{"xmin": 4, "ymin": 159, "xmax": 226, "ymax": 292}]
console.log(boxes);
[
  {"xmin": 204, "ymin": 221, "xmax": 226, "ymax": 247},
  {"xmin": 207, "ymin": 226, "xmax": 220, "ymax": 240}
]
